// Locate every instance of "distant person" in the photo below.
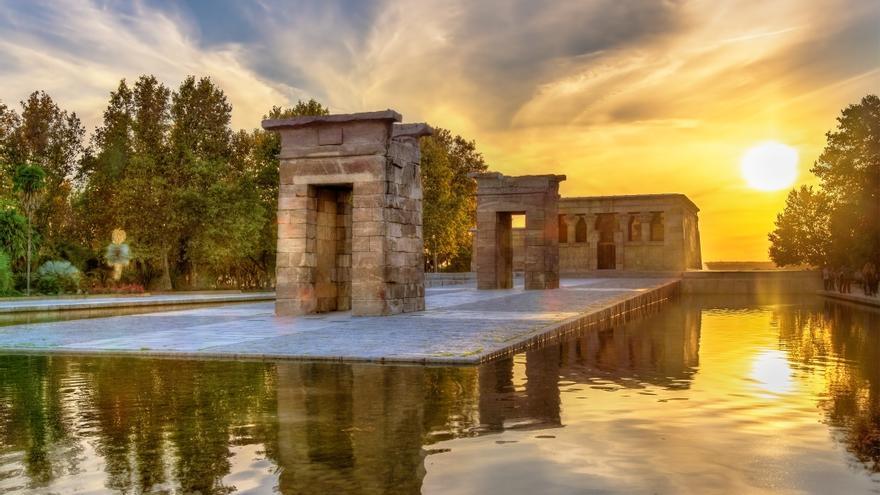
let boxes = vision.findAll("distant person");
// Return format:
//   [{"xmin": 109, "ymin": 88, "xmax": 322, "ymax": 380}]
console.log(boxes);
[
  {"xmin": 864, "ymin": 262, "xmax": 878, "ymax": 297},
  {"xmin": 842, "ymin": 266, "xmax": 853, "ymax": 294},
  {"xmin": 822, "ymin": 266, "xmax": 833, "ymax": 291}
]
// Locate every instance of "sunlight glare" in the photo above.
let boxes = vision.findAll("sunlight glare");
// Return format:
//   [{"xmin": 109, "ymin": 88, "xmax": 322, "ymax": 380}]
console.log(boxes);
[
  {"xmin": 751, "ymin": 349, "xmax": 794, "ymax": 395},
  {"xmin": 740, "ymin": 141, "xmax": 799, "ymax": 191}
]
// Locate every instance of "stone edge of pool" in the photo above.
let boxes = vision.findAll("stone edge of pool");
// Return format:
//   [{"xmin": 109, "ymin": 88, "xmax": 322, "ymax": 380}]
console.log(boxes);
[
  {"xmin": 0, "ymin": 280, "xmax": 680, "ymax": 366},
  {"xmin": 0, "ymin": 292, "xmax": 277, "ymax": 313}
]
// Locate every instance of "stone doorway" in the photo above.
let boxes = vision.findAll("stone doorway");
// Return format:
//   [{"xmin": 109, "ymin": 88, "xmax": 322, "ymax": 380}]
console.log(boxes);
[
  {"xmin": 314, "ymin": 186, "xmax": 352, "ymax": 312},
  {"xmin": 471, "ymin": 173, "xmax": 566, "ymax": 290},
  {"xmin": 491, "ymin": 212, "xmax": 522, "ymax": 289},
  {"xmin": 596, "ymin": 214, "xmax": 616, "ymax": 270},
  {"xmin": 264, "ymin": 110, "xmax": 431, "ymax": 316},
  {"xmin": 597, "ymin": 243, "xmax": 616, "ymax": 270}
]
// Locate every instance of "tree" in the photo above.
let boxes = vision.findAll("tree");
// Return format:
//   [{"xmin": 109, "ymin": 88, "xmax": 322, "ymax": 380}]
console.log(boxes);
[
  {"xmin": 9, "ymin": 92, "xmax": 85, "ymax": 256},
  {"xmin": 13, "ymin": 164, "xmax": 46, "ymax": 295},
  {"xmin": 75, "ymin": 80, "xmax": 134, "ymax": 246},
  {"xmin": 0, "ymin": 201, "xmax": 28, "ymax": 266},
  {"xmin": 811, "ymin": 94, "xmax": 880, "ymax": 265},
  {"xmin": 768, "ymin": 186, "xmax": 831, "ymax": 266},
  {"xmin": 420, "ymin": 128, "xmax": 488, "ymax": 271},
  {"xmin": 0, "ymin": 101, "xmax": 21, "ymax": 198},
  {"xmin": 113, "ymin": 75, "xmax": 174, "ymax": 289},
  {"xmin": 769, "ymin": 94, "xmax": 880, "ymax": 268}
]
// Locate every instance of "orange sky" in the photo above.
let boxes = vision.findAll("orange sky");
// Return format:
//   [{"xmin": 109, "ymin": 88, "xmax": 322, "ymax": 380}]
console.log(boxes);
[{"xmin": 1, "ymin": 0, "xmax": 878, "ymax": 260}]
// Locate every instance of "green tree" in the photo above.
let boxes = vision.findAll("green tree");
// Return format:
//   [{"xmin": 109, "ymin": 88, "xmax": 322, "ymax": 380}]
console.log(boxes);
[
  {"xmin": 12, "ymin": 164, "xmax": 46, "ymax": 295},
  {"xmin": 768, "ymin": 186, "xmax": 831, "ymax": 266},
  {"xmin": 0, "ymin": 201, "xmax": 28, "ymax": 266},
  {"xmin": 812, "ymin": 94, "xmax": 880, "ymax": 265},
  {"xmin": 0, "ymin": 101, "xmax": 21, "ymax": 197},
  {"xmin": 75, "ymin": 80, "xmax": 134, "ymax": 247},
  {"xmin": 113, "ymin": 75, "xmax": 174, "ymax": 289},
  {"xmin": 770, "ymin": 94, "xmax": 880, "ymax": 268},
  {"xmin": 8, "ymin": 92, "xmax": 85, "ymax": 257},
  {"xmin": 0, "ymin": 250, "xmax": 11, "ymax": 295},
  {"xmin": 420, "ymin": 128, "xmax": 488, "ymax": 271}
]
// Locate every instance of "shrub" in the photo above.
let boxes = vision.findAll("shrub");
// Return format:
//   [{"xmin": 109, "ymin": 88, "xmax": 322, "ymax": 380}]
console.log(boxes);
[
  {"xmin": 36, "ymin": 260, "xmax": 81, "ymax": 295},
  {"xmin": 0, "ymin": 251, "xmax": 11, "ymax": 295},
  {"xmin": 0, "ymin": 206, "xmax": 27, "ymax": 262}
]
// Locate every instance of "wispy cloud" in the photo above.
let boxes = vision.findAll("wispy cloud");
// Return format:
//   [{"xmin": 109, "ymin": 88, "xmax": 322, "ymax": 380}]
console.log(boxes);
[{"xmin": 0, "ymin": 0, "xmax": 877, "ymax": 259}]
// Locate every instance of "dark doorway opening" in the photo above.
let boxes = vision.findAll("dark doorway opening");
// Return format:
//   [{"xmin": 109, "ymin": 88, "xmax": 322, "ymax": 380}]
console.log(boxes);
[
  {"xmin": 596, "ymin": 214, "xmax": 616, "ymax": 270},
  {"xmin": 314, "ymin": 185, "xmax": 352, "ymax": 312},
  {"xmin": 495, "ymin": 212, "xmax": 513, "ymax": 289}
]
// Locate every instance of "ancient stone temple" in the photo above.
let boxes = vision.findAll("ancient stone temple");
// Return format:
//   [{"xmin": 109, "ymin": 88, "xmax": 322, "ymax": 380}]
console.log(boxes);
[
  {"xmin": 492, "ymin": 194, "xmax": 702, "ymax": 274},
  {"xmin": 471, "ymin": 172, "xmax": 566, "ymax": 290},
  {"xmin": 556, "ymin": 194, "xmax": 702, "ymax": 273},
  {"xmin": 263, "ymin": 110, "xmax": 431, "ymax": 316}
]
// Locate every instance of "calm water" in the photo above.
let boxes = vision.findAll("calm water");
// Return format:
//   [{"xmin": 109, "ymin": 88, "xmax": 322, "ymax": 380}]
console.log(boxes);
[{"xmin": 1, "ymin": 295, "xmax": 879, "ymax": 494}]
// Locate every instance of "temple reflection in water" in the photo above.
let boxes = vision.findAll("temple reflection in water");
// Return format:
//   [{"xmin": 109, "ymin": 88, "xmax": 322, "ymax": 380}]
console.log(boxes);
[{"xmin": 3, "ymin": 297, "xmax": 880, "ymax": 493}]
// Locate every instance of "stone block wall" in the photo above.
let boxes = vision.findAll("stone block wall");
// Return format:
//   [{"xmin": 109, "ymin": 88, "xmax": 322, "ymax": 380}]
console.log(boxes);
[
  {"xmin": 264, "ymin": 111, "xmax": 431, "ymax": 316},
  {"xmin": 471, "ymin": 173, "xmax": 566, "ymax": 290}
]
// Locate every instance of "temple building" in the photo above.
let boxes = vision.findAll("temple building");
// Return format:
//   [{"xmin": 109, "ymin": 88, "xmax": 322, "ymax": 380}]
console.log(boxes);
[{"xmin": 482, "ymin": 193, "xmax": 702, "ymax": 275}]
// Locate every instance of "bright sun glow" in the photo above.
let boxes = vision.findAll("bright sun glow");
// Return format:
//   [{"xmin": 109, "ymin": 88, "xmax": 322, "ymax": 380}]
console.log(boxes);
[
  {"xmin": 751, "ymin": 349, "xmax": 794, "ymax": 396},
  {"xmin": 740, "ymin": 141, "xmax": 799, "ymax": 191}
]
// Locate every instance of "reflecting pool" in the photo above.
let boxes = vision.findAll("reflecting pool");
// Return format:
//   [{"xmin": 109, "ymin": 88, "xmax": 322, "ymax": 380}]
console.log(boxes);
[{"xmin": 1, "ymin": 295, "xmax": 879, "ymax": 494}]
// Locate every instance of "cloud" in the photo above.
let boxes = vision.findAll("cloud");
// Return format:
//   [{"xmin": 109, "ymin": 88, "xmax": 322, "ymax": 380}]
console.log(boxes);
[
  {"xmin": 0, "ymin": 0, "xmax": 876, "ymax": 260},
  {"xmin": 0, "ymin": 0, "xmax": 298, "ymax": 130}
]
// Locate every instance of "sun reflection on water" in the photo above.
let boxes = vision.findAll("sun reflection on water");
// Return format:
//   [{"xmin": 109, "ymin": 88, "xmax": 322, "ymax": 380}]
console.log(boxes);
[{"xmin": 750, "ymin": 349, "xmax": 795, "ymax": 396}]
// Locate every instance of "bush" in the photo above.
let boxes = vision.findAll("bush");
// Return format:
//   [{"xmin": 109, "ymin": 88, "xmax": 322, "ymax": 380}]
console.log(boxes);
[
  {"xmin": 0, "ymin": 251, "xmax": 11, "ymax": 295},
  {"xmin": 36, "ymin": 260, "xmax": 81, "ymax": 295},
  {"xmin": 0, "ymin": 207, "xmax": 28, "ymax": 264}
]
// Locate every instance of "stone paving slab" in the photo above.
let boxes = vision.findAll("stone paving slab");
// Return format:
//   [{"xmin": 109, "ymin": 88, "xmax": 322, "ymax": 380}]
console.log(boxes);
[
  {"xmin": 0, "ymin": 278, "xmax": 678, "ymax": 364},
  {"xmin": 819, "ymin": 290, "xmax": 880, "ymax": 309},
  {"xmin": 0, "ymin": 292, "xmax": 276, "ymax": 313}
]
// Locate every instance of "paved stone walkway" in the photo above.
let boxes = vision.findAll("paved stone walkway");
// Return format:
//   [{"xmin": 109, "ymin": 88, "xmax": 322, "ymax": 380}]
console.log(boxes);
[
  {"xmin": 819, "ymin": 290, "xmax": 880, "ymax": 309},
  {"xmin": 0, "ymin": 278, "xmax": 677, "ymax": 363},
  {"xmin": 0, "ymin": 292, "xmax": 275, "ymax": 313}
]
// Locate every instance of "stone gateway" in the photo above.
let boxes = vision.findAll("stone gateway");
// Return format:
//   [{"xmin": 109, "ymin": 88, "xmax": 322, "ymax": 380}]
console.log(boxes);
[
  {"xmin": 470, "ymin": 173, "xmax": 567, "ymax": 290},
  {"xmin": 263, "ymin": 110, "xmax": 431, "ymax": 316}
]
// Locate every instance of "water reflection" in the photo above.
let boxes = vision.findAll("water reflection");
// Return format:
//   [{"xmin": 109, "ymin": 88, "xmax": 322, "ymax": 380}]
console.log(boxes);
[{"xmin": 0, "ymin": 296, "xmax": 879, "ymax": 493}]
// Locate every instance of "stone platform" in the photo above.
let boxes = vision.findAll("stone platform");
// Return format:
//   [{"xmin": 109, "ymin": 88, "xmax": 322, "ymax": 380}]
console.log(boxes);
[{"xmin": 0, "ymin": 278, "xmax": 678, "ymax": 364}]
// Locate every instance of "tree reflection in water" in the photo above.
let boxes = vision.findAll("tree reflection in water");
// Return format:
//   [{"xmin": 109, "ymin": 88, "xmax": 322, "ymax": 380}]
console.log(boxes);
[
  {"xmin": 0, "ymin": 297, "xmax": 878, "ymax": 493},
  {"xmin": 778, "ymin": 300, "xmax": 880, "ymax": 472}
]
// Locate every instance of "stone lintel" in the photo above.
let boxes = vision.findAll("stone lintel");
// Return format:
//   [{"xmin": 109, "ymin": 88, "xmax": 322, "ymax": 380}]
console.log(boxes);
[
  {"xmin": 262, "ymin": 109, "xmax": 402, "ymax": 130},
  {"xmin": 392, "ymin": 123, "xmax": 433, "ymax": 139},
  {"xmin": 469, "ymin": 172, "xmax": 567, "ymax": 188}
]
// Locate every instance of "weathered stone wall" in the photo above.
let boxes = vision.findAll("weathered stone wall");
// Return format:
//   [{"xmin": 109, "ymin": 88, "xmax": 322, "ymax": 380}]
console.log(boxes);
[
  {"xmin": 681, "ymin": 270, "xmax": 821, "ymax": 294},
  {"xmin": 264, "ymin": 111, "xmax": 430, "ymax": 316},
  {"xmin": 471, "ymin": 173, "xmax": 566, "ymax": 290},
  {"xmin": 498, "ymin": 194, "xmax": 702, "ymax": 274},
  {"xmin": 554, "ymin": 194, "xmax": 701, "ymax": 274}
]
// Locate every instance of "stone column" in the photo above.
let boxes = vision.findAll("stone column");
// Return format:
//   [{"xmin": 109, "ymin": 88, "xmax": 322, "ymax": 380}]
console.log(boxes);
[
  {"xmin": 640, "ymin": 212, "xmax": 653, "ymax": 242},
  {"xmin": 615, "ymin": 214, "xmax": 626, "ymax": 270},
  {"xmin": 565, "ymin": 214, "xmax": 578, "ymax": 243},
  {"xmin": 586, "ymin": 214, "xmax": 598, "ymax": 271}
]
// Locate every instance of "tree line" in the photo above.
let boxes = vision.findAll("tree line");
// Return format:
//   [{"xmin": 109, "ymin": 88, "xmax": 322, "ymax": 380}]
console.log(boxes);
[
  {"xmin": 0, "ymin": 75, "xmax": 485, "ymax": 293},
  {"xmin": 769, "ymin": 94, "xmax": 879, "ymax": 272}
]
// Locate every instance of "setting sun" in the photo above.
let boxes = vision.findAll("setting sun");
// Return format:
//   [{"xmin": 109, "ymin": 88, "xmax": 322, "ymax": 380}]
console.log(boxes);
[{"xmin": 740, "ymin": 141, "xmax": 799, "ymax": 191}]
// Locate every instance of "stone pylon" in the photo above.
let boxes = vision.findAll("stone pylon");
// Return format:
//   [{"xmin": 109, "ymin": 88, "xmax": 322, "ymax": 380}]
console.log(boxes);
[{"xmin": 263, "ymin": 110, "xmax": 432, "ymax": 316}]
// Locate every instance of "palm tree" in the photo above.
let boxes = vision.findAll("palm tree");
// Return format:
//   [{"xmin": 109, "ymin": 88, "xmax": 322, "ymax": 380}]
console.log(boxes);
[{"xmin": 12, "ymin": 164, "xmax": 45, "ymax": 296}]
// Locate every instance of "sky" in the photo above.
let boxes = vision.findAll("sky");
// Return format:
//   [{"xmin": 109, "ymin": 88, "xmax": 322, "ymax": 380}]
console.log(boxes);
[{"xmin": 1, "ymin": 0, "xmax": 878, "ymax": 261}]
